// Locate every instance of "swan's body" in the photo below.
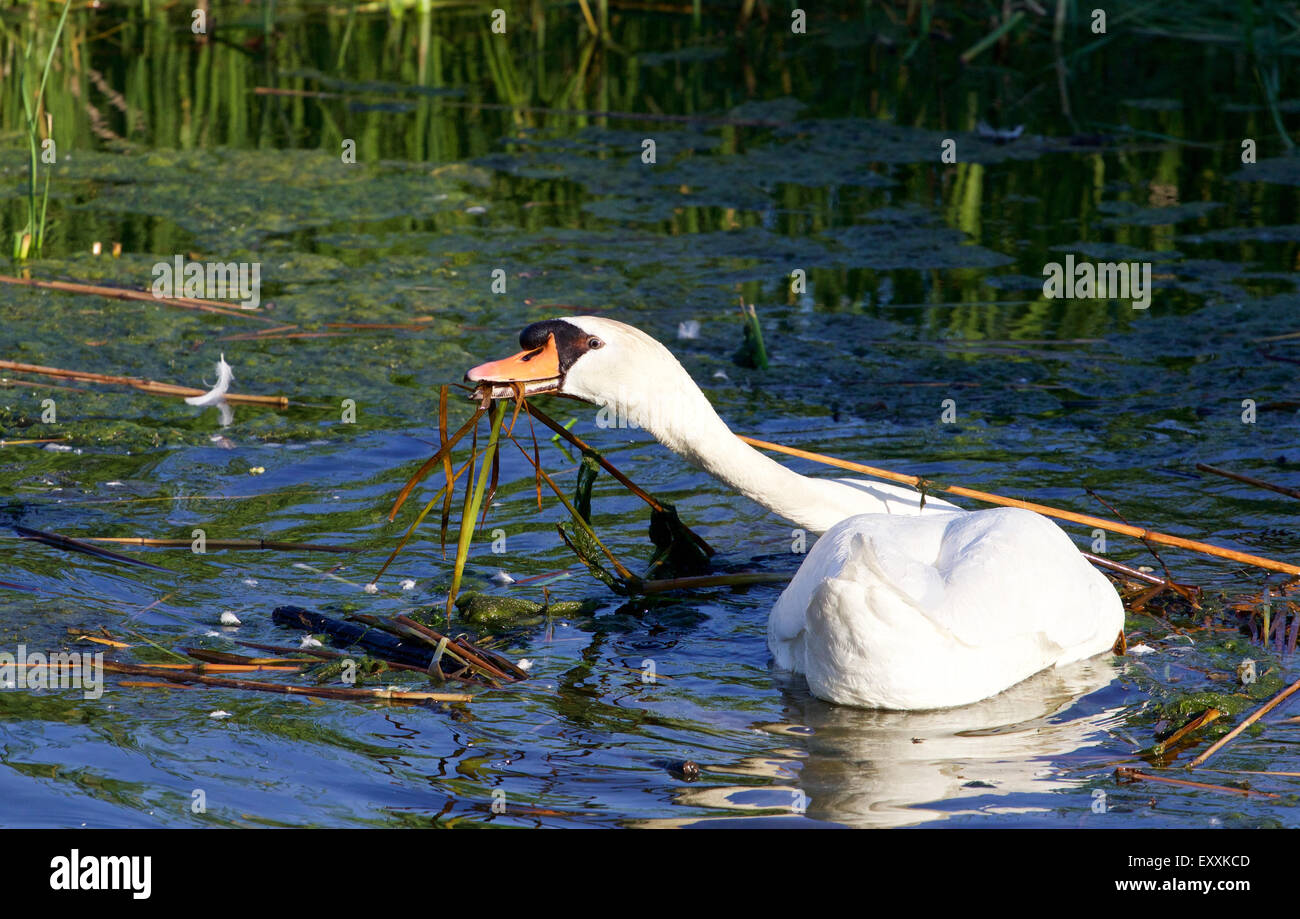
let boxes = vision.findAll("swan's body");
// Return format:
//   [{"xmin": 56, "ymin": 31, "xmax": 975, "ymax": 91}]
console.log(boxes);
[{"xmin": 467, "ymin": 316, "xmax": 1125, "ymax": 710}]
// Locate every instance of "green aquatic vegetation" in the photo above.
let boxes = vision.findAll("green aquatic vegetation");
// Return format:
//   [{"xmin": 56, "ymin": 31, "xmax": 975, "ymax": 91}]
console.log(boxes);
[
  {"xmin": 307, "ymin": 655, "xmax": 392, "ymax": 684},
  {"xmin": 821, "ymin": 221, "xmax": 1013, "ymax": 271},
  {"xmin": 731, "ymin": 303, "xmax": 768, "ymax": 370},
  {"xmin": 452, "ymin": 590, "xmax": 600, "ymax": 627},
  {"xmin": 77, "ymin": 149, "xmax": 477, "ymax": 251}
]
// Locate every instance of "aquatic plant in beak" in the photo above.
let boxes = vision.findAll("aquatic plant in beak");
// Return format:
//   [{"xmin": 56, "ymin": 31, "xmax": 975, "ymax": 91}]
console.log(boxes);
[{"xmin": 379, "ymin": 338, "xmax": 746, "ymax": 625}]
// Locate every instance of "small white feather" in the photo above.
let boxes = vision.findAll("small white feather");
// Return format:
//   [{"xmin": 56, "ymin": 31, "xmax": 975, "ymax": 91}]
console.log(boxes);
[{"xmin": 185, "ymin": 354, "xmax": 234, "ymax": 406}]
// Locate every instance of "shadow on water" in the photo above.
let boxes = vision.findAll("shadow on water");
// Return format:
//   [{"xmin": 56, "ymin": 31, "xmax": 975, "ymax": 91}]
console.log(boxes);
[{"xmin": 0, "ymin": 2, "xmax": 1298, "ymax": 827}]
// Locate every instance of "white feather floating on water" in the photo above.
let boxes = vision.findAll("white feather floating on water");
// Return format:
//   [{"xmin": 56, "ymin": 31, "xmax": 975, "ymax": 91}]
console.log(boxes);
[{"xmin": 185, "ymin": 354, "xmax": 233, "ymax": 407}]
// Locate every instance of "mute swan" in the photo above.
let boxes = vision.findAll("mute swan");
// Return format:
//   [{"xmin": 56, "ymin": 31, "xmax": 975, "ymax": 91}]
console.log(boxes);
[{"xmin": 466, "ymin": 317, "xmax": 1125, "ymax": 710}]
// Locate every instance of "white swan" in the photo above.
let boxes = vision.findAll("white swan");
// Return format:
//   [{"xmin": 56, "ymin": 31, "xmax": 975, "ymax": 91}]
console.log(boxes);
[{"xmin": 466, "ymin": 316, "xmax": 1125, "ymax": 710}]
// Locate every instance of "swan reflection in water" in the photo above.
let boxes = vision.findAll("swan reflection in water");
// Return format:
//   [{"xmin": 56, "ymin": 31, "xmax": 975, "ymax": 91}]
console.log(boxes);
[{"xmin": 639, "ymin": 657, "xmax": 1129, "ymax": 828}]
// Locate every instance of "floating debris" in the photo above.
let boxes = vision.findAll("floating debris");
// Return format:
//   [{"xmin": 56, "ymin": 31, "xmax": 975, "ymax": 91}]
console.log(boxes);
[{"xmin": 976, "ymin": 121, "xmax": 1025, "ymax": 143}]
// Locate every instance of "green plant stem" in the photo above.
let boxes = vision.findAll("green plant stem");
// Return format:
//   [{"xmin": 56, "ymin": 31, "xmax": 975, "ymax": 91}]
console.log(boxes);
[{"xmin": 446, "ymin": 401, "xmax": 507, "ymax": 619}]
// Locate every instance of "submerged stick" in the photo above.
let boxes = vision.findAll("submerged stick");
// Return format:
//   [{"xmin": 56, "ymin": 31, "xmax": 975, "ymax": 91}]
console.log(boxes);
[
  {"xmin": 14, "ymin": 524, "xmax": 171, "ymax": 573},
  {"xmin": 1187, "ymin": 675, "xmax": 1300, "ymax": 769},
  {"xmin": 0, "ymin": 359, "xmax": 289, "ymax": 407},
  {"xmin": 740, "ymin": 437, "xmax": 1300, "ymax": 577},
  {"xmin": 1196, "ymin": 463, "xmax": 1300, "ymax": 502},
  {"xmin": 85, "ymin": 537, "xmax": 355, "ymax": 553},
  {"xmin": 102, "ymin": 661, "xmax": 472, "ymax": 703},
  {"xmin": 1115, "ymin": 767, "xmax": 1277, "ymax": 798}
]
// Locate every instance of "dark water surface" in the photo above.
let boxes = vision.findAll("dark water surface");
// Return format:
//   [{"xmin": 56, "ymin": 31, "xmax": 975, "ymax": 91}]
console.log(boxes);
[{"xmin": 1, "ymin": 3, "xmax": 1299, "ymax": 827}]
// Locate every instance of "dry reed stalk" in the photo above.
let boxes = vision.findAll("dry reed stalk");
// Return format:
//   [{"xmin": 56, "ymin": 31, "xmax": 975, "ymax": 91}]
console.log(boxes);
[
  {"xmin": 0, "ymin": 359, "xmax": 289, "ymax": 407},
  {"xmin": 741, "ymin": 437, "xmax": 1300, "ymax": 577},
  {"xmin": 0, "ymin": 273, "xmax": 280, "ymax": 322},
  {"xmin": 102, "ymin": 661, "xmax": 473, "ymax": 702}
]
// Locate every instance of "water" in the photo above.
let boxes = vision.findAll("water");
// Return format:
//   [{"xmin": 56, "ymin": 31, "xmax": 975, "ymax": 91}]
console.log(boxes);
[{"xmin": 1, "ymin": 2, "xmax": 1298, "ymax": 827}]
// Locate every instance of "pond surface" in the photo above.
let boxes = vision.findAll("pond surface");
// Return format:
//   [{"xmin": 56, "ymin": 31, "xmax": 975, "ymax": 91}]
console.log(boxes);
[{"xmin": 1, "ymin": 2, "xmax": 1299, "ymax": 827}]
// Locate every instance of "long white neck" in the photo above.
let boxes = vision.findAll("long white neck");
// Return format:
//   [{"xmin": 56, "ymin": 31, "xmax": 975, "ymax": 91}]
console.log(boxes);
[{"xmin": 601, "ymin": 361, "xmax": 877, "ymax": 534}]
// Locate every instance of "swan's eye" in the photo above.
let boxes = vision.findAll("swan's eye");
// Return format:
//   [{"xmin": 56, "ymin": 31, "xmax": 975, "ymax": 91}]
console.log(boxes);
[{"xmin": 587, "ymin": 337, "xmax": 604, "ymax": 350}]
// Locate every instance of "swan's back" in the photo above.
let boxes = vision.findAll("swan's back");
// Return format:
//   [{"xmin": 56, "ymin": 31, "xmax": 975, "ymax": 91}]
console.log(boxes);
[{"xmin": 769, "ymin": 507, "xmax": 1124, "ymax": 710}]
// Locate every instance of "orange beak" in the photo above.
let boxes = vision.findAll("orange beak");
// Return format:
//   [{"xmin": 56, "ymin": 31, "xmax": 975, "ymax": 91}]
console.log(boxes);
[{"xmin": 466, "ymin": 333, "xmax": 563, "ymax": 396}]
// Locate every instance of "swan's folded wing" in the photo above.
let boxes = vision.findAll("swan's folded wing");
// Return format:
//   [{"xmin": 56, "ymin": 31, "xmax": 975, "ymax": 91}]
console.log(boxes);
[
  {"xmin": 770, "ymin": 515, "xmax": 949, "ymax": 645},
  {"xmin": 921, "ymin": 508, "xmax": 1113, "ymax": 652}
]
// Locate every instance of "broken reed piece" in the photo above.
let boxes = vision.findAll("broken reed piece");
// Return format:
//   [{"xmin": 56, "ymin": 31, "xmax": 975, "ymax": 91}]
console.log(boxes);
[
  {"xmin": 740, "ymin": 437, "xmax": 1300, "ymax": 577},
  {"xmin": 638, "ymin": 572, "xmax": 790, "ymax": 593},
  {"xmin": 392, "ymin": 614, "xmax": 525, "ymax": 681},
  {"xmin": 0, "ymin": 273, "xmax": 280, "ymax": 322},
  {"xmin": 1151, "ymin": 708, "xmax": 1222, "ymax": 756},
  {"xmin": 233, "ymin": 639, "xmax": 478, "ymax": 684},
  {"xmin": 0, "ymin": 359, "xmax": 289, "ymax": 408},
  {"xmin": 274, "ymin": 606, "xmax": 520, "ymax": 688},
  {"xmin": 346, "ymin": 612, "xmax": 500, "ymax": 685}
]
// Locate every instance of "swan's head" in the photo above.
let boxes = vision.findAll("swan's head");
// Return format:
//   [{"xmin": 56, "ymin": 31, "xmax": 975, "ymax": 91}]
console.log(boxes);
[{"xmin": 465, "ymin": 316, "xmax": 680, "ymax": 406}]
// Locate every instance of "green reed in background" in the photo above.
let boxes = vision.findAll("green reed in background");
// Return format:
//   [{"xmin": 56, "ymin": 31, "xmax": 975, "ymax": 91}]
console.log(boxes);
[{"xmin": 10, "ymin": 0, "xmax": 72, "ymax": 260}]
